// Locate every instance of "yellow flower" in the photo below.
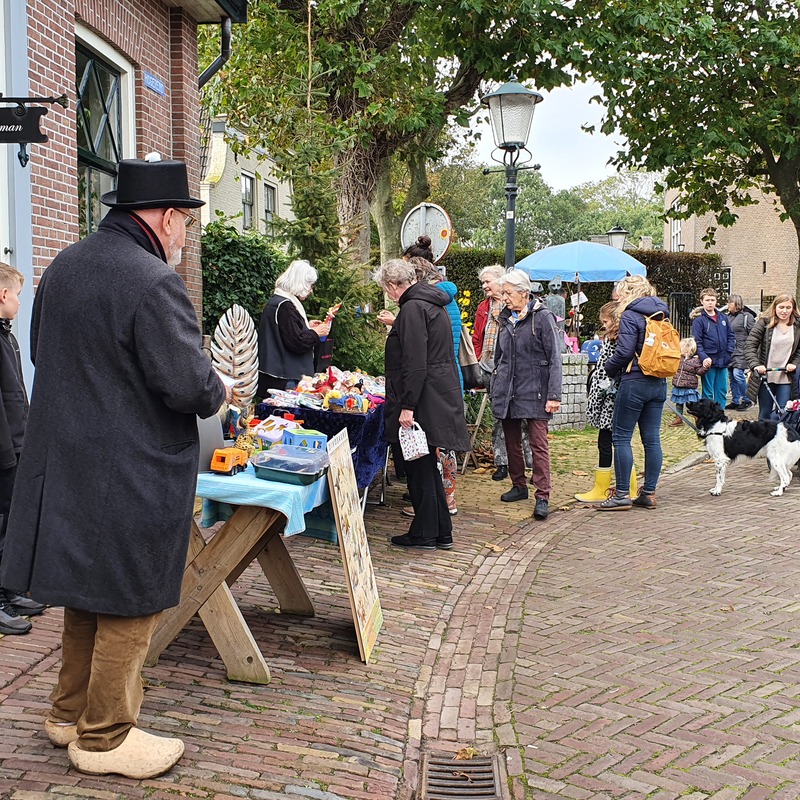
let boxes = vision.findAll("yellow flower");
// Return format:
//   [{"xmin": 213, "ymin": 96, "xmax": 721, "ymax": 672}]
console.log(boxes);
[{"xmin": 464, "ymin": 290, "xmax": 471, "ymax": 297}]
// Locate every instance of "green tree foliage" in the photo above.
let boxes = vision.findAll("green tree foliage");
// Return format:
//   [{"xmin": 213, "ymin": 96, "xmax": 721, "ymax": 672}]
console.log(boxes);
[
  {"xmin": 568, "ymin": 0, "xmax": 800, "ymax": 290},
  {"xmin": 429, "ymin": 163, "xmax": 664, "ymax": 250},
  {"xmin": 200, "ymin": 0, "xmax": 574, "ymax": 263},
  {"xmin": 201, "ymin": 220, "xmax": 287, "ymax": 335}
]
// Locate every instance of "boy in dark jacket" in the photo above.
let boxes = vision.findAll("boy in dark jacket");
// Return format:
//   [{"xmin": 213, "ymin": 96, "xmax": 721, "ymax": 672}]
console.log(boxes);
[
  {"xmin": 691, "ymin": 287, "xmax": 736, "ymax": 408},
  {"xmin": 0, "ymin": 263, "xmax": 45, "ymax": 634}
]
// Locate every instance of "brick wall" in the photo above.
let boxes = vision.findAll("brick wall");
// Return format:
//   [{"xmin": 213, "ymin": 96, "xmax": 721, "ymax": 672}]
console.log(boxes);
[
  {"xmin": 27, "ymin": 0, "xmax": 204, "ymax": 311},
  {"xmin": 664, "ymin": 188, "xmax": 800, "ymax": 310}
]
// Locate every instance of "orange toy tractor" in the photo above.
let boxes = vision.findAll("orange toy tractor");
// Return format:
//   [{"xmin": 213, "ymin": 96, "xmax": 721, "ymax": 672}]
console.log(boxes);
[{"xmin": 210, "ymin": 447, "xmax": 249, "ymax": 475}]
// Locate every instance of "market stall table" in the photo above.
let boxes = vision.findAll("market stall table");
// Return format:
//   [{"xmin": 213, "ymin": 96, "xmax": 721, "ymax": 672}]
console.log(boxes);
[
  {"xmin": 257, "ymin": 402, "xmax": 386, "ymax": 494},
  {"xmin": 145, "ymin": 465, "xmax": 330, "ymax": 685}
]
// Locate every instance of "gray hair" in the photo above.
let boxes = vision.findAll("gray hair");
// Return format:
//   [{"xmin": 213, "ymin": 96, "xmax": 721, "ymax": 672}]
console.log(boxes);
[
  {"xmin": 373, "ymin": 259, "xmax": 416, "ymax": 291},
  {"xmin": 275, "ymin": 259, "xmax": 317, "ymax": 298},
  {"xmin": 498, "ymin": 269, "xmax": 531, "ymax": 295},
  {"xmin": 728, "ymin": 293, "xmax": 743, "ymax": 311},
  {"xmin": 478, "ymin": 264, "xmax": 504, "ymax": 282}
]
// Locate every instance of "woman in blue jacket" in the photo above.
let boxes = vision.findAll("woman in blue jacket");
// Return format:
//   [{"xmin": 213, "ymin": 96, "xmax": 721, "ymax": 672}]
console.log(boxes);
[
  {"xmin": 691, "ymin": 287, "xmax": 735, "ymax": 408},
  {"xmin": 596, "ymin": 275, "xmax": 668, "ymax": 511}
]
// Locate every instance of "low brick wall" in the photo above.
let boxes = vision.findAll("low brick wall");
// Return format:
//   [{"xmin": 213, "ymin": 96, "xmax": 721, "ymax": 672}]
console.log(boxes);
[{"xmin": 551, "ymin": 352, "xmax": 589, "ymax": 431}]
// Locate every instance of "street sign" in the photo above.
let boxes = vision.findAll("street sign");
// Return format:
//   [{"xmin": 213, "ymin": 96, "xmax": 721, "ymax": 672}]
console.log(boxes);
[
  {"xmin": 400, "ymin": 202, "xmax": 453, "ymax": 263},
  {"xmin": 0, "ymin": 106, "xmax": 48, "ymax": 144}
]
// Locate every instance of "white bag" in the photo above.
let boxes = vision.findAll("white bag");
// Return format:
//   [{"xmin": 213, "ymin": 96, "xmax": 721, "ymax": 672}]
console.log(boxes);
[{"xmin": 398, "ymin": 422, "xmax": 429, "ymax": 461}]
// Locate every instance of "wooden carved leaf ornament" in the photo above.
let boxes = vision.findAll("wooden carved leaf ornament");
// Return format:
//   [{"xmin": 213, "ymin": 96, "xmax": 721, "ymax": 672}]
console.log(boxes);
[{"xmin": 211, "ymin": 304, "xmax": 258, "ymax": 410}]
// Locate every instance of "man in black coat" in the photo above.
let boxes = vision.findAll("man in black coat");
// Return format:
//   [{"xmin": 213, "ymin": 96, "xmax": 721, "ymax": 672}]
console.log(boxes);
[{"xmin": 0, "ymin": 155, "xmax": 230, "ymax": 779}]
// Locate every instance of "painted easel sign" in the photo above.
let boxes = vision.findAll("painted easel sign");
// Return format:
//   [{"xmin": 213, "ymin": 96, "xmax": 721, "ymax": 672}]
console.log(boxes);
[{"xmin": 326, "ymin": 428, "xmax": 383, "ymax": 662}]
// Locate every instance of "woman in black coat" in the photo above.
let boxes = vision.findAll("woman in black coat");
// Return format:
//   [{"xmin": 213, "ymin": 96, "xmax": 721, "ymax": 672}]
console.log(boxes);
[
  {"xmin": 375, "ymin": 259, "xmax": 470, "ymax": 551},
  {"xmin": 257, "ymin": 259, "xmax": 331, "ymax": 396},
  {"xmin": 491, "ymin": 269, "xmax": 562, "ymax": 522}
]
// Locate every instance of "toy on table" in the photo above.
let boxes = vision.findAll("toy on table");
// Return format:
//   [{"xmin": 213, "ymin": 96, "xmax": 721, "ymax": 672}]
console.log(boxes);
[
  {"xmin": 282, "ymin": 428, "xmax": 328, "ymax": 450},
  {"xmin": 210, "ymin": 447, "xmax": 249, "ymax": 475},
  {"xmin": 254, "ymin": 414, "xmax": 303, "ymax": 450}
]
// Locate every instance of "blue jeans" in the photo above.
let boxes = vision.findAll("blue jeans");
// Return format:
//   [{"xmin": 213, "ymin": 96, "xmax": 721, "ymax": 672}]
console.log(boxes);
[
  {"xmin": 729, "ymin": 368, "xmax": 747, "ymax": 405},
  {"xmin": 758, "ymin": 381, "xmax": 791, "ymax": 420},
  {"xmin": 612, "ymin": 378, "xmax": 666, "ymax": 495},
  {"xmin": 701, "ymin": 366, "xmax": 728, "ymax": 408}
]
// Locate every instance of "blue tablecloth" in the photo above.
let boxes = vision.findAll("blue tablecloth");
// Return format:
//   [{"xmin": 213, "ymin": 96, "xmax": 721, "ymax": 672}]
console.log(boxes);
[
  {"xmin": 197, "ymin": 464, "xmax": 335, "ymax": 541},
  {"xmin": 256, "ymin": 403, "xmax": 385, "ymax": 490}
]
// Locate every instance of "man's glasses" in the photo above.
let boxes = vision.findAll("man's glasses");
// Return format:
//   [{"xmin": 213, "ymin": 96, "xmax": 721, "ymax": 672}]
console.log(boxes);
[{"xmin": 170, "ymin": 209, "xmax": 197, "ymax": 228}]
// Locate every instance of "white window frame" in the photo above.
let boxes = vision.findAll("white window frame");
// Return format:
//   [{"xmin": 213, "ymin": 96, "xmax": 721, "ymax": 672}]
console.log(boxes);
[
  {"xmin": 242, "ymin": 173, "xmax": 255, "ymax": 230},
  {"xmin": 263, "ymin": 182, "xmax": 277, "ymax": 234},
  {"xmin": 670, "ymin": 198, "xmax": 682, "ymax": 252}
]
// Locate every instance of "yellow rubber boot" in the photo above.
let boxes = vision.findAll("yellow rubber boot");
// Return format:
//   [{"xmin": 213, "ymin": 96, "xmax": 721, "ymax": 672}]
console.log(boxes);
[
  {"xmin": 630, "ymin": 466, "xmax": 639, "ymax": 497},
  {"xmin": 575, "ymin": 467, "xmax": 613, "ymax": 502}
]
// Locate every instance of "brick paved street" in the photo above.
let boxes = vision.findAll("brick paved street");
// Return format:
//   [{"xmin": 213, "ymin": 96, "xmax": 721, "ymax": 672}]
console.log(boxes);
[{"xmin": 2, "ymin": 452, "xmax": 800, "ymax": 800}]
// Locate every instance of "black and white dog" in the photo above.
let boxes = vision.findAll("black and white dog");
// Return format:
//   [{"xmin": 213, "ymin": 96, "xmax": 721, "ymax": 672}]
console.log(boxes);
[{"xmin": 685, "ymin": 399, "xmax": 800, "ymax": 497}]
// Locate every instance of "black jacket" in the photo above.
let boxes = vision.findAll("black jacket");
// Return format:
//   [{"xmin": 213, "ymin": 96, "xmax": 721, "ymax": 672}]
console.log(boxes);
[
  {"xmin": 0, "ymin": 321, "xmax": 28, "ymax": 470},
  {"xmin": 605, "ymin": 296, "xmax": 671, "ymax": 382},
  {"xmin": 0, "ymin": 210, "xmax": 226, "ymax": 616},
  {"xmin": 258, "ymin": 294, "xmax": 320, "ymax": 384},
  {"xmin": 383, "ymin": 282, "xmax": 470, "ymax": 451}
]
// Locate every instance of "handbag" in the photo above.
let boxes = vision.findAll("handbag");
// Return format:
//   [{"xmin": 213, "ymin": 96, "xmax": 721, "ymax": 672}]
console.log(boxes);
[
  {"xmin": 398, "ymin": 422, "xmax": 429, "ymax": 461},
  {"xmin": 458, "ymin": 326, "xmax": 483, "ymax": 390}
]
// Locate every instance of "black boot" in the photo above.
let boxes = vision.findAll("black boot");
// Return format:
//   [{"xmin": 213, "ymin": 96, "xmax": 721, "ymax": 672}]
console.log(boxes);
[
  {"xmin": 491, "ymin": 465, "xmax": 508, "ymax": 481},
  {"xmin": 501, "ymin": 485, "xmax": 528, "ymax": 502}
]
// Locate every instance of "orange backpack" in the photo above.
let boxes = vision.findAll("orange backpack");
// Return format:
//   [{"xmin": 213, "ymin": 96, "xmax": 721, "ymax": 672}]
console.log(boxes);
[{"xmin": 636, "ymin": 312, "xmax": 681, "ymax": 378}]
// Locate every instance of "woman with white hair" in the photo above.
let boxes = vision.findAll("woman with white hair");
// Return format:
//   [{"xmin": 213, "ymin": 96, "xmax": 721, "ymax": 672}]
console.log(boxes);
[
  {"xmin": 257, "ymin": 259, "xmax": 331, "ymax": 395},
  {"xmin": 491, "ymin": 269, "xmax": 562, "ymax": 521},
  {"xmin": 375, "ymin": 259, "xmax": 470, "ymax": 551}
]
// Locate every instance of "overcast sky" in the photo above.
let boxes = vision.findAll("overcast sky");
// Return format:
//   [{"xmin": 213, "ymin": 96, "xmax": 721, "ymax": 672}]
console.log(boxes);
[{"xmin": 472, "ymin": 80, "xmax": 626, "ymax": 192}]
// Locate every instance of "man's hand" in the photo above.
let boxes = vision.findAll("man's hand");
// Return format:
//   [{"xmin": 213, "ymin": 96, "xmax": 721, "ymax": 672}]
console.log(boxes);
[
  {"xmin": 545, "ymin": 400, "xmax": 561, "ymax": 414},
  {"xmin": 755, "ymin": 365, "xmax": 767, "ymax": 375},
  {"xmin": 399, "ymin": 409, "xmax": 414, "ymax": 428},
  {"xmin": 702, "ymin": 357, "xmax": 712, "ymax": 369}
]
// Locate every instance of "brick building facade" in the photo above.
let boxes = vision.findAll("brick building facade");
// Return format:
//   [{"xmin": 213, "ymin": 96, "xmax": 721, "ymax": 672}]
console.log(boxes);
[
  {"xmin": 1, "ymin": 0, "xmax": 246, "ymax": 379},
  {"xmin": 664, "ymin": 187, "xmax": 800, "ymax": 311}
]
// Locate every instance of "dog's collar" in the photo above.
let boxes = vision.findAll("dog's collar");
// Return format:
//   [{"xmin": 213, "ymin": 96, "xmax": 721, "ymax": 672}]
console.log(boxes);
[{"xmin": 698, "ymin": 430, "xmax": 725, "ymax": 439}]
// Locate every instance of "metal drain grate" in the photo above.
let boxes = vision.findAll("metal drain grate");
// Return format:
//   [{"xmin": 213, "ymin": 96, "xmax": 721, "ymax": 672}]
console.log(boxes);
[{"xmin": 421, "ymin": 752, "xmax": 504, "ymax": 799}]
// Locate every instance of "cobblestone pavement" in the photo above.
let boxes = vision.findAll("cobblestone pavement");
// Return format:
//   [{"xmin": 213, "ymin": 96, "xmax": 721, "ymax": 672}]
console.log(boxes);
[{"xmin": 2, "ymin": 451, "xmax": 800, "ymax": 800}]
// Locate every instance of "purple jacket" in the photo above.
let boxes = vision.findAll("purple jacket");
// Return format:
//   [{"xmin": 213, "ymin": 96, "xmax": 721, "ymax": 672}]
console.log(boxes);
[{"xmin": 605, "ymin": 296, "xmax": 671, "ymax": 382}]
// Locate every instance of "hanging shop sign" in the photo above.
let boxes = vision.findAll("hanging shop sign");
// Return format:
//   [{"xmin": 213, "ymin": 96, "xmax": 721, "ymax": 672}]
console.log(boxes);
[{"xmin": 0, "ymin": 93, "xmax": 68, "ymax": 167}]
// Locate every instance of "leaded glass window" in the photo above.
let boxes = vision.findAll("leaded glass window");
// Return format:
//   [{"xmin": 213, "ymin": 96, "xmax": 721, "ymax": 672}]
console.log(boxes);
[{"xmin": 76, "ymin": 45, "xmax": 122, "ymax": 237}]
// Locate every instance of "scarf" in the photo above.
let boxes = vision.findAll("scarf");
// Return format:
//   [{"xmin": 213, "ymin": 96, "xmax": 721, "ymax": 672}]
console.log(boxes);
[{"xmin": 274, "ymin": 287, "xmax": 310, "ymax": 326}]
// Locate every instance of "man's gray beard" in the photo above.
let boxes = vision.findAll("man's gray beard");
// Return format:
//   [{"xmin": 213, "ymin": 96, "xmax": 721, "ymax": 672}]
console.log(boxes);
[{"xmin": 167, "ymin": 248, "xmax": 182, "ymax": 268}]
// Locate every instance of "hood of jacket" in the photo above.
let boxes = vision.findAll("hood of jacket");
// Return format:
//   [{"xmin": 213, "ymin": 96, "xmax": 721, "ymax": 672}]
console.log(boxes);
[
  {"xmin": 626, "ymin": 296, "xmax": 670, "ymax": 318},
  {"xmin": 399, "ymin": 280, "xmax": 451, "ymax": 308},
  {"xmin": 436, "ymin": 280, "xmax": 458, "ymax": 301}
]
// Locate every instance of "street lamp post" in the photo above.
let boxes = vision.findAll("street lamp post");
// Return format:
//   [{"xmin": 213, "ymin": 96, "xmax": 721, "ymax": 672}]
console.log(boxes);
[
  {"xmin": 481, "ymin": 80, "xmax": 543, "ymax": 270},
  {"xmin": 606, "ymin": 224, "xmax": 629, "ymax": 250}
]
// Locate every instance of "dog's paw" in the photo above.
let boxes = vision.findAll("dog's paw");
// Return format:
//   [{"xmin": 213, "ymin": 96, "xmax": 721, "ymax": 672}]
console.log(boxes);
[
  {"xmin": 771, "ymin": 487, "xmax": 784, "ymax": 497},
  {"xmin": 709, "ymin": 487, "xmax": 722, "ymax": 496}
]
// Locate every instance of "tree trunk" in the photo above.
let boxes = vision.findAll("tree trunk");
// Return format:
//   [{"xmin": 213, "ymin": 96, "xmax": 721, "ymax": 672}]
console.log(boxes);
[
  {"xmin": 335, "ymin": 145, "xmax": 380, "ymax": 266},
  {"xmin": 372, "ymin": 158, "xmax": 401, "ymax": 265}
]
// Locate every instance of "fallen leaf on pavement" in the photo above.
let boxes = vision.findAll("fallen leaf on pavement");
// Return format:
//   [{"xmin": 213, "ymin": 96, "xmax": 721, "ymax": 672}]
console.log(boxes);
[
  {"xmin": 452, "ymin": 771, "xmax": 473, "ymax": 782},
  {"xmin": 571, "ymin": 470, "xmax": 589, "ymax": 476},
  {"xmin": 484, "ymin": 543, "xmax": 505, "ymax": 553},
  {"xmin": 474, "ymin": 467, "xmax": 487, "ymax": 474},
  {"xmin": 454, "ymin": 746, "xmax": 478, "ymax": 760}
]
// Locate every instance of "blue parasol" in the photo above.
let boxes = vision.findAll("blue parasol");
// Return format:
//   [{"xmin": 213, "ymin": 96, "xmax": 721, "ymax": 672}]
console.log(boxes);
[{"xmin": 516, "ymin": 240, "xmax": 646, "ymax": 283}]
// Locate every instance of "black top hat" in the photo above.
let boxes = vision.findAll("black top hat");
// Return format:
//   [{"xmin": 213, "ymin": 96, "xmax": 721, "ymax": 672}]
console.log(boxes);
[{"xmin": 101, "ymin": 155, "xmax": 204, "ymax": 210}]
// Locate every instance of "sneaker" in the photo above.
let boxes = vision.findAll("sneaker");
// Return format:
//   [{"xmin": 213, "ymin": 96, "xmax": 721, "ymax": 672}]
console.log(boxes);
[
  {"xmin": 0, "ymin": 603, "xmax": 32, "ymax": 635},
  {"xmin": 448, "ymin": 508, "xmax": 458, "ymax": 516},
  {"xmin": 501, "ymin": 486, "xmax": 528, "ymax": 502},
  {"xmin": 533, "ymin": 498, "xmax": 549, "ymax": 520},
  {"xmin": 632, "ymin": 491, "xmax": 657, "ymax": 509},
  {"xmin": 725, "ymin": 402, "xmax": 739, "ymax": 410},
  {"xmin": 401, "ymin": 507, "xmax": 415, "ymax": 517},
  {"xmin": 594, "ymin": 494, "xmax": 632, "ymax": 511},
  {"xmin": 391, "ymin": 533, "xmax": 436, "ymax": 551},
  {"xmin": 0, "ymin": 589, "xmax": 46, "ymax": 617},
  {"xmin": 402, "ymin": 492, "xmax": 411, "ymax": 502},
  {"xmin": 436, "ymin": 535, "xmax": 454, "ymax": 550},
  {"xmin": 737, "ymin": 400, "xmax": 754, "ymax": 410},
  {"xmin": 491, "ymin": 465, "xmax": 508, "ymax": 481}
]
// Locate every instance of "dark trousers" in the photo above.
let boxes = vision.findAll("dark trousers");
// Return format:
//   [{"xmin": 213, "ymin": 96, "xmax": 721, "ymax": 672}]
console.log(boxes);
[
  {"xmin": 0, "ymin": 459, "xmax": 18, "ymax": 561},
  {"xmin": 597, "ymin": 428, "xmax": 613, "ymax": 468},
  {"xmin": 501, "ymin": 418, "xmax": 551, "ymax": 500},
  {"xmin": 404, "ymin": 449, "xmax": 451, "ymax": 544}
]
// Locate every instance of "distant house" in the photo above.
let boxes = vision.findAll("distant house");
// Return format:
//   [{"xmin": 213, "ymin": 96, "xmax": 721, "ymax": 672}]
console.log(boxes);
[
  {"xmin": 663, "ymin": 188, "xmax": 798, "ymax": 310},
  {"xmin": 200, "ymin": 116, "xmax": 294, "ymax": 235},
  {"xmin": 1, "ymin": 0, "xmax": 248, "ymax": 383}
]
